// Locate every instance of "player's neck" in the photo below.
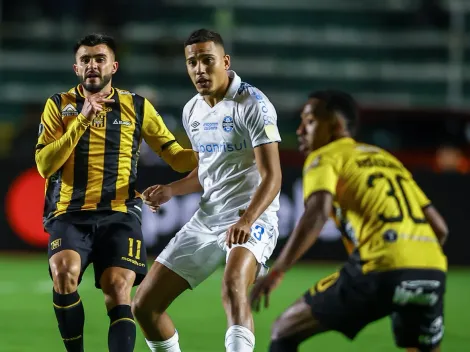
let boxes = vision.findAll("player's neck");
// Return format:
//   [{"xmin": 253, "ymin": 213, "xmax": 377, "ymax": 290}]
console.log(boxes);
[
  {"xmin": 80, "ymin": 83, "xmax": 113, "ymax": 98},
  {"xmin": 203, "ymin": 76, "xmax": 232, "ymax": 107},
  {"xmin": 332, "ymin": 132, "xmax": 351, "ymax": 143}
]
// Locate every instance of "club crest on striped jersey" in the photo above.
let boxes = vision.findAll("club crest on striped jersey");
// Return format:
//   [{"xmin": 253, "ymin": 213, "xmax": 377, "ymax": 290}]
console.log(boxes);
[{"xmin": 92, "ymin": 107, "xmax": 112, "ymax": 128}]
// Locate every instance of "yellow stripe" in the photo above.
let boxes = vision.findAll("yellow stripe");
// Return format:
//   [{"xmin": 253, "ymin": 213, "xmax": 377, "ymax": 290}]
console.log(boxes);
[
  {"xmin": 112, "ymin": 93, "xmax": 136, "ymax": 211},
  {"xmin": 110, "ymin": 317, "xmax": 135, "ymax": 327},
  {"xmin": 53, "ymin": 298, "xmax": 81, "ymax": 309},
  {"xmin": 83, "ymin": 113, "xmax": 106, "ymax": 208},
  {"xmin": 63, "ymin": 335, "xmax": 82, "ymax": 342},
  {"xmin": 55, "ymin": 93, "xmax": 79, "ymax": 216}
]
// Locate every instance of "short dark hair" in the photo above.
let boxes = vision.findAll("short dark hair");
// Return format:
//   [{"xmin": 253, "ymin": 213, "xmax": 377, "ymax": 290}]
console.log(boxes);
[
  {"xmin": 309, "ymin": 90, "xmax": 358, "ymax": 133},
  {"xmin": 73, "ymin": 33, "xmax": 117, "ymax": 56},
  {"xmin": 184, "ymin": 28, "xmax": 224, "ymax": 48}
]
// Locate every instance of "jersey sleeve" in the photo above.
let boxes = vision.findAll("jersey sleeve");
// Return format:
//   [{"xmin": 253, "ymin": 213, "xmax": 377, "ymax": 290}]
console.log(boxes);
[
  {"xmin": 141, "ymin": 99, "xmax": 177, "ymax": 152},
  {"xmin": 36, "ymin": 97, "xmax": 65, "ymax": 150},
  {"xmin": 35, "ymin": 96, "xmax": 90, "ymax": 178},
  {"xmin": 240, "ymin": 92, "xmax": 281, "ymax": 147},
  {"xmin": 181, "ymin": 104, "xmax": 198, "ymax": 152},
  {"xmin": 142, "ymin": 99, "xmax": 197, "ymax": 173},
  {"xmin": 303, "ymin": 153, "xmax": 339, "ymax": 201}
]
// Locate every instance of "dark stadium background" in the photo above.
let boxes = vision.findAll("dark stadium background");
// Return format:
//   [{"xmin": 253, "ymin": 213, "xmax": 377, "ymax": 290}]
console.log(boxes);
[{"xmin": 0, "ymin": 1, "xmax": 469, "ymax": 351}]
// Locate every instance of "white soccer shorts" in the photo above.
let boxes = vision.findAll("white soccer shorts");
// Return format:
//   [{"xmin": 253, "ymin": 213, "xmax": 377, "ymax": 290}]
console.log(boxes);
[{"xmin": 156, "ymin": 216, "xmax": 278, "ymax": 288}]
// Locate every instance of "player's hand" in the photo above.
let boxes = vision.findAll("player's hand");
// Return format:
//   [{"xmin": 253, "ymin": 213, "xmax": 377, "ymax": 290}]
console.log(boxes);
[
  {"xmin": 226, "ymin": 219, "xmax": 252, "ymax": 248},
  {"xmin": 142, "ymin": 184, "xmax": 173, "ymax": 213},
  {"xmin": 81, "ymin": 91, "xmax": 115, "ymax": 121},
  {"xmin": 250, "ymin": 270, "xmax": 284, "ymax": 312}
]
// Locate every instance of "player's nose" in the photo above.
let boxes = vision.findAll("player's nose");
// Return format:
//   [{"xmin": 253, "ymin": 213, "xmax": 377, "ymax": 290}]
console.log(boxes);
[
  {"xmin": 87, "ymin": 59, "xmax": 98, "ymax": 69},
  {"xmin": 195, "ymin": 62, "xmax": 206, "ymax": 75}
]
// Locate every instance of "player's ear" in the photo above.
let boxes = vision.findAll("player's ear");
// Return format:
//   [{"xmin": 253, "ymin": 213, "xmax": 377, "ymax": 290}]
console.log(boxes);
[
  {"xmin": 224, "ymin": 54, "xmax": 231, "ymax": 70},
  {"xmin": 112, "ymin": 61, "xmax": 119, "ymax": 74},
  {"xmin": 73, "ymin": 64, "xmax": 79, "ymax": 76}
]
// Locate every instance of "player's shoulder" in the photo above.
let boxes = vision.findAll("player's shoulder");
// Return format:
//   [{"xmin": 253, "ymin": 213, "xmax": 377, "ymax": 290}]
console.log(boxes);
[
  {"xmin": 49, "ymin": 87, "xmax": 76, "ymax": 101},
  {"xmin": 303, "ymin": 150, "xmax": 324, "ymax": 173},
  {"xmin": 45, "ymin": 87, "xmax": 78, "ymax": 112},
  {"xmin": 182, "ymin": 94, "xmax": 201, "ymax": 119},
  {"xmin": 234, "ymin": 81, "xmax": 272, "ymax": 107},
  {"xmin": 352, "ymin": 142, "xmax": 410, "ymax": 174},
  {"xmin": 114, "ymin": 87, "xmax": 146, "ymax": 104},
  {"xmin": 114, "ymin": 87, "xmax": 137, "ymax": 97},
  {"xmin": 354, "ymin": 142, "xmax": 404, "ymax": 164},
  {"xmin": 303, "ymin": 138, "xmax": 356, "ymax": 172}
]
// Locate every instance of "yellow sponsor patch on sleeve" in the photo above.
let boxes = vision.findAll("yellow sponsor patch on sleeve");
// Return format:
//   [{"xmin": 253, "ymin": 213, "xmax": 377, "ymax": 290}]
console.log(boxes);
[{"xmin": 265, "ymin": 125, "xmax": 281, "ymax": 142}]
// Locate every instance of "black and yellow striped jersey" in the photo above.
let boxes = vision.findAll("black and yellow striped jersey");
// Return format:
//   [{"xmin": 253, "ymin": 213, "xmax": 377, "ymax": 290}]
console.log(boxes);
[
  {"xmin": 303, "ymin": 137, "xmax": 447, "ymax": 273},
  {"xmin": 36, "ymin": 85, "xmax": 197, "ymax": 224}
]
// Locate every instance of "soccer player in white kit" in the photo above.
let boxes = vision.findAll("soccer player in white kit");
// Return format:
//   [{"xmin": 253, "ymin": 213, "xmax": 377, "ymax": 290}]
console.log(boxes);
[{"xmin": 132, "ymin": 29, "xmax": 283, "ymax": 352}]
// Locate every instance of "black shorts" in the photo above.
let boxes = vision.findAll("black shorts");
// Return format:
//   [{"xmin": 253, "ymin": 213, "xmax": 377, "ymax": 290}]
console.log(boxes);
[
  {"xmin": 46, "ymin": 210, "xmax": 147, "ymax": 289},
  {"xmin": 304, "ymin": 261, "xmax": 446, "ymax": 351}
]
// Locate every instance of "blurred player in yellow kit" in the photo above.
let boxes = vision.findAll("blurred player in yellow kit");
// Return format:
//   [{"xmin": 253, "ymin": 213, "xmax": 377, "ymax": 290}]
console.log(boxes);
[{"xmin": 251, "ymin": 90, "xmax": 448, "ymax": 352}]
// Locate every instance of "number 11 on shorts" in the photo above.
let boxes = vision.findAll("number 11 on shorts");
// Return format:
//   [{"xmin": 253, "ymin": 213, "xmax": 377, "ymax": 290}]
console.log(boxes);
[{"xmin": 128, "ymin": 238, "xmax": 142, "ymax": 260}]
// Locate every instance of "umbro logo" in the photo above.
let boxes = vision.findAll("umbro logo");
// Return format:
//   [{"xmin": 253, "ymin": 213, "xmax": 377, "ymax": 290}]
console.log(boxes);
[
  {"xmin": 62, "ymin": 103, "xmax": 78, "ymax": 117},
  {"xmin": 113, "ymin": 119, "xmax": 131, "ymax": 126},
  {"xmin": 191, "ymin": 120, "xmax": 200, "ymax": 132}
]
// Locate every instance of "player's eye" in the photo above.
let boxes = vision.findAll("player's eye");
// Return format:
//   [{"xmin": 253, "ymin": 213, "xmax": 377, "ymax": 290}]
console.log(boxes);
[{"xmin": 205, "ymin": 57, "xmax": 215, "ymax": 64}]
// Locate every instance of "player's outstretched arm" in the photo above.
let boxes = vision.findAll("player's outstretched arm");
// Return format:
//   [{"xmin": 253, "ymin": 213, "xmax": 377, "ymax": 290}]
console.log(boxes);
[
  {"xmin": 167, "ymin": 165, "xmax": 202, "ymax": 195},
  {"xmin": 225, "ymin": 142, "xmax": 282, "ymax": 248},
  {"xmin": 272, "ymin": 191, "xmax": 332, "ymax": 273},
  {"xmin": 141, "ymin": 99, "xmax": 197, "ymax": 173},
  {"xmin": 159, "ymin": 142, "xmax": 198, "ymax": 173},
  {"xmin": 35, "ymin": 92, "xmax": 113, "ymax": 178},
  {"xmin": 423, "ymin": 206, "xmax": 449, "ymax": 246},
  {"xmin": 250, "ymin": 191, "xmax": 332, "ymax": 309},
  {"xmin": 241, "ymin": 143, "xmax": 282, "ymax": 226},
  {"xmin": 143, "ymin": 165, "xmax": 202, "ymax": 212}
]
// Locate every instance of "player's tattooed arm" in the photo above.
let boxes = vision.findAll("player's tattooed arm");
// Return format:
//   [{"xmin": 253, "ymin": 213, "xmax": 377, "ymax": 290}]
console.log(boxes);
[{"xmin": 272, "ymin": 191, "xmax": 332, "ymax": 273}]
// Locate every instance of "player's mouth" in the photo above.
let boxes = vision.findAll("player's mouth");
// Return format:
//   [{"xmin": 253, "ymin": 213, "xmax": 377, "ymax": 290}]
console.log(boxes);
[
  {"xmin": 86, "ymin": 72, "xmax": 100, "ymax": 80},
  {"xmin": 298, "ymin": 137, "xmax": 307, "ymax": 151},
  {"xmin": 196, "ymin": 77, "xmax": 211, "ymax": 88}
]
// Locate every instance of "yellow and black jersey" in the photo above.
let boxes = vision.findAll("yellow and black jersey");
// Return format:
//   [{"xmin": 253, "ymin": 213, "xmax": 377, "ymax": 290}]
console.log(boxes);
[
  {"xmin": 303, "ymin": 137, "xmax": 447, "ymax": 273},
  {"xmin": 36, "ymin": 85, "xmax": 197, "ymax": 223}
]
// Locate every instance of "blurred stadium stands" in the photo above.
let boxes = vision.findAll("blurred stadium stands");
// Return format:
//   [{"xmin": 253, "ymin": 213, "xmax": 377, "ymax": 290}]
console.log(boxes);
[
  {"xmin": 1, "ymin": 0, "xmax": 466, "ymax": 113},
  {"xmin": 2, "ymin": 0, "xmax": 470, "ymax": 156}
]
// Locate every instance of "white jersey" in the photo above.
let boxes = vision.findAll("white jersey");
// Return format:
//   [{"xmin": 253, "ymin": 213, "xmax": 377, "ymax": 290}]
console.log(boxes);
[{"xmin": 182, "ymin": 70, "xmax": 282, "ymax": 227}]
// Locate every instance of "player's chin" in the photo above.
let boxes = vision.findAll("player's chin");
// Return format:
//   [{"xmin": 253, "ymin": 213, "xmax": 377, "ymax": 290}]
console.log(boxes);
[
  {"xmin": 196, "ymin": 87, "xmax": 212, "ymax": 96},
  {"xmin": 83, "ymin": 82, "xmax": 104, "ymax": 93}
]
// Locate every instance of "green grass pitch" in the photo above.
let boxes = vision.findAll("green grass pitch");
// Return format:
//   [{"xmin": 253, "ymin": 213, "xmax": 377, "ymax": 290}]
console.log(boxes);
[{"xmin": 0, "ymin": 255, "xmax": 468, "ymax": 351}]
